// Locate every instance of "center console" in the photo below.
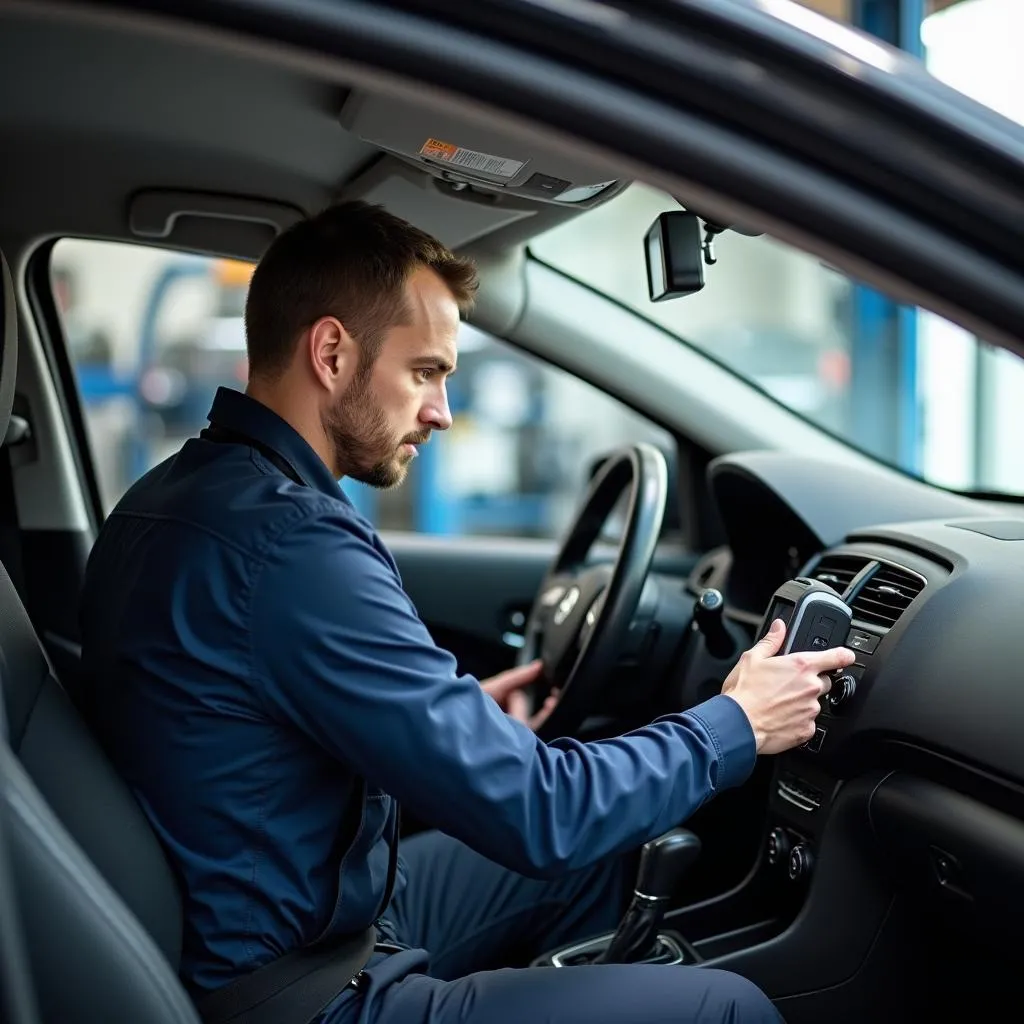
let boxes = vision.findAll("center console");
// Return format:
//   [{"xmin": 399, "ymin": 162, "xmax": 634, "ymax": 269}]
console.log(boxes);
[
  {"xmin": 763, "ymin": 620, "xmax": 878, "ymax": 892},
  {"xmin": 535, "ymin": 573, "xmax": 890, "ymax": 994}
]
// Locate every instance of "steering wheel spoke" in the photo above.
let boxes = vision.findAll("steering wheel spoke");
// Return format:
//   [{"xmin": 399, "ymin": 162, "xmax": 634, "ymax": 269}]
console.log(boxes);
[{"xmin": 515, "ymin": 572, "xmax": 577, "ymax": 666}]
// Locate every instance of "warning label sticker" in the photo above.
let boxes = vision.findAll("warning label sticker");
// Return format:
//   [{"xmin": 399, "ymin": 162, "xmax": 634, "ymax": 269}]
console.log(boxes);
[{"xmin": 419, "ymin": 138, "xmax": 525, "ymax": 179}]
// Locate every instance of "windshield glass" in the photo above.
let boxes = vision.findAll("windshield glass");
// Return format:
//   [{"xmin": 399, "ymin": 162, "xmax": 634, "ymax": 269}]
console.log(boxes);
[{"xmin": 531, "ymin": 183, "xmax": 1024, "ymax": 497}]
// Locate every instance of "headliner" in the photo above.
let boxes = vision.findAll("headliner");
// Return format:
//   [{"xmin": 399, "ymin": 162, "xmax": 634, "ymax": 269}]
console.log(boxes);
[{"xmin": 0, "ymin": 4, "xmax": 603, "ymax": 259}]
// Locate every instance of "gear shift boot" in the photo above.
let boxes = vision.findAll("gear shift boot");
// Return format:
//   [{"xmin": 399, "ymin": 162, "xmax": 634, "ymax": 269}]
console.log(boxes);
[
  {"xmin": 531, "ymin": 827, "xmax": 703, "ymax": 969},
  {"xmin": 546, "ymin": 931, "xmax": 693, "ymax": 968}
]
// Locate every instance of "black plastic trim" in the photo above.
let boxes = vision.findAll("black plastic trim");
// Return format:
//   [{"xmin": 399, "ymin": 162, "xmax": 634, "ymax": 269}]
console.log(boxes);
[
  {"xmin": 871, "ymin": 772, "xmax": 1024, "ymax": 949},
  {"xmin": 698, "ymin": 773, "xmax": 896, "ymax": 997}
]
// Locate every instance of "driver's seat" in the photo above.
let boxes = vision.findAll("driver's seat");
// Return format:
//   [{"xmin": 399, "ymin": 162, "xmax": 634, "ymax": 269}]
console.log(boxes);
[{"xmin": 0, "ymin": 246, "xmax": 200, "ymax": 1024}]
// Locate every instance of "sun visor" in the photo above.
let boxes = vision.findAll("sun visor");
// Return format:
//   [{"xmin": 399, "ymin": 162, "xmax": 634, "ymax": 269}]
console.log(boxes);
[
  {"xmin": 340, "ymin": 157, "xmax": 540, "ymax": 250},
  {"xmin": 340, "ymin": 91, "xmax": 628, "ymax": 208}
]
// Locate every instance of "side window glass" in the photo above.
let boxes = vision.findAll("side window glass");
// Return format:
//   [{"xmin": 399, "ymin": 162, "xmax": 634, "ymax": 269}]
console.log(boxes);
[
  {"xmin": 53, "ymin": 240, "xmax": 252, "ymax": 511},
  {"xmin": 370, "ymin": 326, "xmax": 674, "ymax": 539},
  {"xmin": 52, "ymin": 239, "xmax": 673, "ymax": 539}
]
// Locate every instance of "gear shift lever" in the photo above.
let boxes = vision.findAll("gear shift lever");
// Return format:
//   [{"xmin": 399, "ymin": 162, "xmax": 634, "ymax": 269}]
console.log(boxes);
[
  {"xmin": 694, "ymin": 588, "xmax": 738, "ymax": 660},
  {"xmin": 596, "ymin": 828, "xmax": 702, "ymax": 964}
]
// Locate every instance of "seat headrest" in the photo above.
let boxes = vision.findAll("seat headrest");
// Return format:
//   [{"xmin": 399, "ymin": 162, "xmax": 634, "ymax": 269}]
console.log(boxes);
[{"xmin": 0, "ymin": 250, "xmax": 16, "ymax": 443}]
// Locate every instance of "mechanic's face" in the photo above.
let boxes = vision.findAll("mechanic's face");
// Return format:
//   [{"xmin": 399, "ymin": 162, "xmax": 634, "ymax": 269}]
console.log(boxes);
[{"xmin": 325, "ymin": 266, "xmax": 458, "ymax": 489}]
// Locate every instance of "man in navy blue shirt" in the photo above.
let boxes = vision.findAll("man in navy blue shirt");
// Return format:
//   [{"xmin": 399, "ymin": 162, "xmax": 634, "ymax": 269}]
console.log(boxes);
[{"xmin": 81, "ymin": 201, "xmax": 854, "ymax": 1024}]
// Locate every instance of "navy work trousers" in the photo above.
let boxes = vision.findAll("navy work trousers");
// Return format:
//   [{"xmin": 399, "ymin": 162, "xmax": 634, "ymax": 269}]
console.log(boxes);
[{"xmin": 323, "ymin": 829, "xmax": 783, "ymax": 1024}]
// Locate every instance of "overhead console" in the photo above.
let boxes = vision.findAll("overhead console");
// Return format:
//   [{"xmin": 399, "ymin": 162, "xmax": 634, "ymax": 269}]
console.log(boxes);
[{"xmin": 339, "ymin": 90, "xmax": 630, "ymax": 209}]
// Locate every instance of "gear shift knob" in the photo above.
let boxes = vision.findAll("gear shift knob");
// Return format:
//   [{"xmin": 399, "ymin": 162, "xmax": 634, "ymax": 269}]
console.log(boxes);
[
  {"xmin": 636, "ymin": 827, "xmax": 702, "ymax": 900},
  {"xmin": 597, "ymin": 828, "xmax": 702, "ymax": 964},
  {"xmin": 694, "ymin": 589, "xmax": 736, "ymax": 660}
]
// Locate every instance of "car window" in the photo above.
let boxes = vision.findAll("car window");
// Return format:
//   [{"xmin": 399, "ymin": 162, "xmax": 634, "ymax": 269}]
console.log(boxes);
[
  {"xmin": 50, "ymin": 238, "xmax": 673, "ymax": 540},
  {"xmin": 530, "ymin": 183, "xmax": 1024, "ymax": 499},
  {"xmin": 921, "ymin": 0, "xmax": 1023, "ymax": 129}
]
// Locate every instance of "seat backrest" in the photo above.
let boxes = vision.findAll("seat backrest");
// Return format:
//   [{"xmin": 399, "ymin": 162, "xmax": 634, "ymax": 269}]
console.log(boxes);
[
  {"xmin": 0, "ymin": 557, "xmax": 185, "ymax": 964},
  {"xmin": 0, "ymin": 247, "xmax": 196, "ymax": 1023},
  {"xmin": 1, "ymin": 727, "xmax": 200, "ymax": 1024}
]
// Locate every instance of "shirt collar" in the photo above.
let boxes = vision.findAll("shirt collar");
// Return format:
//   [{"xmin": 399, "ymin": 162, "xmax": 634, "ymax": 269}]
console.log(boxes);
[{"xmin": 206, "ymin": 387, "xmax": 344, "ymax": 500}]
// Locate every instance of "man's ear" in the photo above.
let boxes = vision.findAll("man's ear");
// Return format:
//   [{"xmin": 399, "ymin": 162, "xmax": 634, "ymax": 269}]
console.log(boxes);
[{"xmin": 306, "ymin": 316, "xmax": 359, "ymax": 392}]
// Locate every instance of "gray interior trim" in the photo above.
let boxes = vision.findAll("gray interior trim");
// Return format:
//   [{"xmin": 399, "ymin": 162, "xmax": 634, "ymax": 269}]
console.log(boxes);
[
  {"xmin": 1, "ymin": 0, "xmax": 1016, "ymax": 356},
  {"xmin": 0, "ymin": 1, "xmax": 603, "ymax": 255},
  {"xmin": 461, "ymin": 244, "xmax": 529, "ymax": 338},
  {"xmin": 128, "ymin": 190, "xmax": 307, "ymax": 243},
  {"xmin": 9, "ymin": 251, "xmax": 90, "ymax": 532},
  {"xmin": 342, "ymin": 157, "xmax": 539, "ymax": 251}
]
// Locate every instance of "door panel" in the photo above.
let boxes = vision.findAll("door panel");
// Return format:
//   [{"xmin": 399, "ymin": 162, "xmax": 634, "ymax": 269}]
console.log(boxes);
[{"xmin": 385, "ymin": 531, "xmax": 555, "ymax": 681}]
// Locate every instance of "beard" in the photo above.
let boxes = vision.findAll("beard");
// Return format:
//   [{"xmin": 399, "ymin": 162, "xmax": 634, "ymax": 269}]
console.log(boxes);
[{"xmin": 322, "ymin": 370, "xmax": 426, "ymax": 490}]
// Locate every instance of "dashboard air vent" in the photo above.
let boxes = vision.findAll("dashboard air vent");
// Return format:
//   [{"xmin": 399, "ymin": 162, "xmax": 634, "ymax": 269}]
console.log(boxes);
[
  {"xmin": 851, "ymin": 564, "xmax": 925, "ymax": 628},
  {"xmin": 808, "ymin": 555, "xmax": 869, "ymax": 596}
]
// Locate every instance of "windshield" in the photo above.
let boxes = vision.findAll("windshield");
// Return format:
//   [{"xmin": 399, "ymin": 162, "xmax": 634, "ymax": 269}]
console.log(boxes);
[{"xmin": 530, "ymin": 183, "xmax": 1024, "ymax": 498}]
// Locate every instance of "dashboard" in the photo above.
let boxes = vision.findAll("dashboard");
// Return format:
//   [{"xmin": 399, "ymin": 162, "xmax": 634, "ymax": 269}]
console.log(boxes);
[
  {"xmin": 701, "ymin": 450, "xmax": 1024, "ymax": 787},
  {"xmin": 670, "ymin": 449, "xmax": 1024, "ymax": 1002}
]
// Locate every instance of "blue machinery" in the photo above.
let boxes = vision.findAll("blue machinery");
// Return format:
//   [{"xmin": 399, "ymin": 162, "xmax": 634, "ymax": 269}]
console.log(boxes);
[
  {"xmin": 850, "ymin": 0, "xmax": 926, "ymax": 473},
  {"xmin": 77, "ymin": 258, "xmax": 210, "ymax": 487}
]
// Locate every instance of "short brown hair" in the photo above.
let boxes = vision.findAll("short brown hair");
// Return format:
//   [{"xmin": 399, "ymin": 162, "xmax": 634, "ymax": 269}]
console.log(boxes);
[{"xmin": 244, "ymin": 200, "xmax": 478, "ymax": 379}]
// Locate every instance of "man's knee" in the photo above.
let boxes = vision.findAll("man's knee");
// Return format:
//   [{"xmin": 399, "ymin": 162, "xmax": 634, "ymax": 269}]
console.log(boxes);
[{"xmin": 699, "ymin": 968, "xmax": 782, "ymax": 1022}]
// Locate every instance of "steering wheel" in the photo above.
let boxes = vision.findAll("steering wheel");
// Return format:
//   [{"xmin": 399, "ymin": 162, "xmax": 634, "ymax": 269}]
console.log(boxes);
[{"xmin": 516, "ymin": 443, "xmax": 669, "ymax": 742}]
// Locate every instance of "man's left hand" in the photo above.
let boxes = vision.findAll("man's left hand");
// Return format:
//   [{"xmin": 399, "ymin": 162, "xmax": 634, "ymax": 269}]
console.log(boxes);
[{"xmin": 482, "ymin": 660, "xmax": 560, "ymax": 732}]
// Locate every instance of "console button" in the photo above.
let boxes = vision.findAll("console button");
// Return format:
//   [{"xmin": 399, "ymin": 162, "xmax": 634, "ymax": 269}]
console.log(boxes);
[
  {"xmin": 767, "ymin": 827, "xmax": 790, "ymax": 867},
  {"xmin": 521, "ymin": 172, "xmax": 571, "ymax": 196},
  {"xmin": 788, "ymin": 843, "xmax": 814, "ymax": 883},
  {"xmin": 846, "ymin": 629, "xmax": 880, "ymax": 654},
  {"xmin": 827, "ymin": 674, "xmax": 857, "ymax": 711},
  {"xmin": 802, "ymin": 726, "xmax": 826, "ymax": 752}
]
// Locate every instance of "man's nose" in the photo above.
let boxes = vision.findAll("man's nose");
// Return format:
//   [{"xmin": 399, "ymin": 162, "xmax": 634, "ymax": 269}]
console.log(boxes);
[{"xmin": 422, "ymin": 387, "xmax": 453, "ymax": 431}]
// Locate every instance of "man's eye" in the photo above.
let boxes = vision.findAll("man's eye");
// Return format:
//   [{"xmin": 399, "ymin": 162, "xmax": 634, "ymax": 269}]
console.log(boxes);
[{"xmin": 415, "ymin": 368, "xmax": 436, "ymax": 382}]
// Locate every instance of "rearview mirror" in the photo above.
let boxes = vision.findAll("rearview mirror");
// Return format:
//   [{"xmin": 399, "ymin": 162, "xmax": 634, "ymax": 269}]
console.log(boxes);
[{"xmin": 644, "ymin": 212, "xmax": 705, "ymax": 301}]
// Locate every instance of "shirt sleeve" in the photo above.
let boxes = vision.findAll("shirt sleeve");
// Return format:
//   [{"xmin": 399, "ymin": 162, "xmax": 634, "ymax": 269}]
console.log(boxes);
[{"xmin": 250, "ymin": 507, "xmax": 756, "ymax": 879}]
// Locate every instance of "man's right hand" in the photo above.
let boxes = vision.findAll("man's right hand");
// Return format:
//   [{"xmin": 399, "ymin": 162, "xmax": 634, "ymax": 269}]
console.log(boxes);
[{"xmin": 722, "ymin": 618, "xmax": 856, "ymax": 755}]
